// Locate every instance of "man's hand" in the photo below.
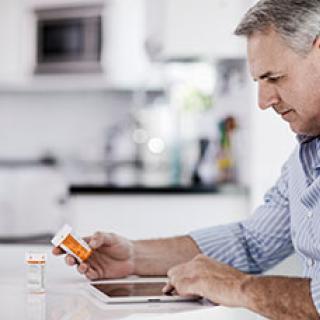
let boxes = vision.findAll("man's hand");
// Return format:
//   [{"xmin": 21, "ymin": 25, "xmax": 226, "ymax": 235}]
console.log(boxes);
[
  {"xmin": 163, "ymin": 254, "xmax": 251, "ymax": 308},
  {"xmin": 164, "ymin": 254, "xmax": 319, "ymax": 319},
  {"xmin": 52, "ymin": 231, "xmax": 135, "ymax": 280}
]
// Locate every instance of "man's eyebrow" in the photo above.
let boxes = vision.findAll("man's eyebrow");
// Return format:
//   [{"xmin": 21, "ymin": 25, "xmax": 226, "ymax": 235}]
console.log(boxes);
[{"xmin": 253, "ymin": 71, "xmax": 278, "ymax": 82}]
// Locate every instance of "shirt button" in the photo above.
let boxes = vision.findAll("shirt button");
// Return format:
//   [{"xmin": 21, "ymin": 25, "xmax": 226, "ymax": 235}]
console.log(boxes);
[
  {"xmin": 307, "ymin": 258, "xmax": 315, "ymax": 267},
  {"xmin": 307, "ymin": 211, "xmax": 313, "ymax": 219}
]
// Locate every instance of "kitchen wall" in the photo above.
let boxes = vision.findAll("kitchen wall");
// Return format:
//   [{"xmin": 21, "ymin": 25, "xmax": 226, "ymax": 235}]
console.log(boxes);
[
  {"xmin": 0, "ymin": 91, "xmax": 131, "ymax": 159},
  {"xmin": 0, "ymin": 89, "xmax": 133, "ymax": 236}
]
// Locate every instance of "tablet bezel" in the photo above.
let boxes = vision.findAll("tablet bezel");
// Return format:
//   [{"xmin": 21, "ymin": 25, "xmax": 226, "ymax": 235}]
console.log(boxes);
[{"xmin": 86, "ymin": 277, "xmax": 198, "ymax": 304}]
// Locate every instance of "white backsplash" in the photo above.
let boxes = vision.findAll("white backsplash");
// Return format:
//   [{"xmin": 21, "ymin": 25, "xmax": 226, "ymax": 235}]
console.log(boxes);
[{"xmin": 0, "ymin": 91, "xmax": 131, "ymax": 159}]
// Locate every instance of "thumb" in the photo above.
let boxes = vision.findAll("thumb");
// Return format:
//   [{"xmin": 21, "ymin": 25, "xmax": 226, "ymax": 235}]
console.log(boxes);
[
  {"xmin": 89, "ymin": 232, "xmax": 115, "ymax": 249},
  {"xmin": 162, "ymin": 282, "xmax": 175, "ymax": 294}
]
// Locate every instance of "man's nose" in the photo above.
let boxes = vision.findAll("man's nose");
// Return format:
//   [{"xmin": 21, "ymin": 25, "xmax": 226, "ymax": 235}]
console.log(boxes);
[{"xmin": 258, "ymin": 82, "xmax": 280, "ymax": 110}]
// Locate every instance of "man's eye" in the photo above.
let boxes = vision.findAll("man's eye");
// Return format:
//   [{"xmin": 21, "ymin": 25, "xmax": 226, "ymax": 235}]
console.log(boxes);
[{"xmin": 268, "ymin": 76, "xmax": 282, "ymax": 83}]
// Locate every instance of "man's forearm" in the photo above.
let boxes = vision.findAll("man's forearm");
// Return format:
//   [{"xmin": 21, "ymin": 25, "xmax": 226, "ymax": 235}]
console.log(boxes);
[
  {"xmin": 242, "ymin": 276, "xmax": 319, "ymax": 319},
  {"xmin": 132, "ymin": 236, "xmax": 201, "ymax": 276}
]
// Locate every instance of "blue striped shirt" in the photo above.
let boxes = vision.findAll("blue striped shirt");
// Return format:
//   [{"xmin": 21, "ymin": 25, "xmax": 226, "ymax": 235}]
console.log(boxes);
[{"xmin": 190, "ymin": 135, "xmax": 320, "ymax": 314}]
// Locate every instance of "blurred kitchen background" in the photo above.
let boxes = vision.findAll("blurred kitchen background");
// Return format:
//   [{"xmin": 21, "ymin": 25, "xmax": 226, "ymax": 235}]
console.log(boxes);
[{"xmin": 0, "ymin": 0, "xmax": 297, "ymax": 274}]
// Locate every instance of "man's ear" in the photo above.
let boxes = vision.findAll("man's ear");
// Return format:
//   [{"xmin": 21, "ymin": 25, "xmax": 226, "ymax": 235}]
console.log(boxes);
[
  {"xmin": 310, "ymin": 37, "xmax": 320, "ymax": 61},
  {"xmin": 312, "ymin": 36, "xmax": 320, "ymax": 50}
]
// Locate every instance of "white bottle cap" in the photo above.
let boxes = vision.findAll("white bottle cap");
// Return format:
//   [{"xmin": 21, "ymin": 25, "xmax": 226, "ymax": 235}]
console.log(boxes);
[
  {"xmin": 25, "ymin": 252, "xmax": 47, "ymax": 264},
  {"xmin": 51, "ymin": 224, "xmax": 72, "ymax": 247}
]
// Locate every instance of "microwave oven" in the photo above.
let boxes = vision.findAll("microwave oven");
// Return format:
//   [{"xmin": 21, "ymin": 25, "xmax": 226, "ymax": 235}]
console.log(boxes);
[{"xmin": 35, "ymin": 5, "xmax": 103, "ymax": 74}]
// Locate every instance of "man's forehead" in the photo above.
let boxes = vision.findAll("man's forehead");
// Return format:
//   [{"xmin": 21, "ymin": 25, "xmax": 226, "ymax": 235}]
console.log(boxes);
[{"xmin": 247, "ymin": 29, "xmax": 290, "ymax": 79}]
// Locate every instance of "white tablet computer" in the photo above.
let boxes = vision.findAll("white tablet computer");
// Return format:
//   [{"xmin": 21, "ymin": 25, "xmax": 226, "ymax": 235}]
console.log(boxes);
[{"xmin": 87, "ymin": 277, "xmax": 198, "ymax": 304}]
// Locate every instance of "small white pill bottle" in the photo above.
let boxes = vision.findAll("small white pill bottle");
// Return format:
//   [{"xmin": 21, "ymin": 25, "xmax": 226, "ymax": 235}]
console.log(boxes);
[{"xmin": 25, "ymin": 252, "xmax": 47, "ymax": 294}]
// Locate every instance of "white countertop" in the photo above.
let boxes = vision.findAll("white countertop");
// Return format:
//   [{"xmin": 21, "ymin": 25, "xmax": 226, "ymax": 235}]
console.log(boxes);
[{"xmin": 0, "ymin": 244, "xmax": 258, "ymax": 320}]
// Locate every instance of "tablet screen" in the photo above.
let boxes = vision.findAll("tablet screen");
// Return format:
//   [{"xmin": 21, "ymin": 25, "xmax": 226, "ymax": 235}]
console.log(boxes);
[{"xmin": 91, "ymin": 282, "xmax": 175, "ymax": 297}]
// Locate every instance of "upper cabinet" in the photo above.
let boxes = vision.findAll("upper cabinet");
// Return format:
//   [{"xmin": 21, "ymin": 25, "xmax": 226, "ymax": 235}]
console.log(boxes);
[
  {"xmin": 0, "ymin": 0, "xmax": 253, "ymax": 88},
  {"xmin": 105, "ymin": 0, "xmax": 154, "ymax": 88},
  {"xmin": 0, "ymin": 0, "xmax": 27, "ymax": 83},
  {"xmin": 145, "ymin": 0, "xmax": 253, "ymax": 60}
]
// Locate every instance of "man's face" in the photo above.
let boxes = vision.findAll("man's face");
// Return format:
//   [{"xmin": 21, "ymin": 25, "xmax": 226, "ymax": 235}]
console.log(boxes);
[{"xmin": 248, "ymin": 28, "xmax": 320, "ymax": 136}]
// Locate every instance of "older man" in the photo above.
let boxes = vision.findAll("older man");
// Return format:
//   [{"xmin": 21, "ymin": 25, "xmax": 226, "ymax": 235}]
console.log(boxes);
[{"xmin": 54, "ymin": 0, "xmax": 320, "ymax": 318}]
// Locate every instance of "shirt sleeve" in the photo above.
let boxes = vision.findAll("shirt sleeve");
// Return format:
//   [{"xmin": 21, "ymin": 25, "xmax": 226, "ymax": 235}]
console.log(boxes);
[{"xmin": 189, "ymin": 161, "xmax": 295, "ymax": 274}]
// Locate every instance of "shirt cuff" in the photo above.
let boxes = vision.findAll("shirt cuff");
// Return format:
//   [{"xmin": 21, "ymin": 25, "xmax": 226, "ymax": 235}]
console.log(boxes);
[
  {"xmin": 189, "ymin": 223, "xmax": 248, "ymax": 268},
  {"xmin": 190, "ymin": 224, "xmax": 239, "ymax": 256},
  {"xmin": 311, "ymin": 278, "xmax": 320, "ymax": 315}
]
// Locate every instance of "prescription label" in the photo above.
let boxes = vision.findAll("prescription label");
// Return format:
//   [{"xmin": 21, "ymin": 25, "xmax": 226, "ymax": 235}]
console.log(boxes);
[{"xmin": 62, "ymin": 234, "xmax": 92, "ymax": 262}]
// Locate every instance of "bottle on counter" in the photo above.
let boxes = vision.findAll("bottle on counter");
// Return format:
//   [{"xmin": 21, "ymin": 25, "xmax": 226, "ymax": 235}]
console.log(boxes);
[{"xmin": 25, "ymin": 252, "xmax": 47, "ymax": 294}]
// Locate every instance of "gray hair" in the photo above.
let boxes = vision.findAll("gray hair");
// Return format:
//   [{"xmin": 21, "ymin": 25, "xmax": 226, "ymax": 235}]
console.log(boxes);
[{"xmin": 235, "ymin": 0, "xmax": 320, "ymax": 55}]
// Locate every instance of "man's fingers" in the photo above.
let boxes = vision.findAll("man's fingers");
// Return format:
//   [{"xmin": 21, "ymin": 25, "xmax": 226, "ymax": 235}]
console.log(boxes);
[
  {"xmin": 52, "ymin": 247, "xmax": 65, "ymax": 255},
  {"xmin": 167, "ymin": 263, "xmax": 184, "ymax": 279},
  {"xmin": 85, "ymin": 268, "xmax": 99, "ymax": 280},
  {"xmin": 77, "ymin": 263, "xmax": 89, "ymax": 274},
  {"xmin": 83, "ymin": 236, "xmax": 91, "ymax": 244},
  {"xmin": 162, "ymin": 282, "xmax": 175, "ymax": 294},
  {"xmin": 89, "ymin": 232, "xmax": 115, "ymax": 249},
  {"xmin": 88, "ymin": 231, "xmax": 104, "ymax": 249},
  {"xmin": 65, "ymin": 254, "xmax": 77, "ymax": 266}
]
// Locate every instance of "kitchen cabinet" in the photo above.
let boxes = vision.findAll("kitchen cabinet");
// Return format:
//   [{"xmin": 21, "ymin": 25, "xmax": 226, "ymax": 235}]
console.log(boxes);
[
  {"xmin": 70, "ymin": 193, "xmax": 249, "ymax": 239},
  {"xmin": 105, "ymin": 0, "xmax": 159, "ymax": 89},
  {"xmin": 0, "ymin": 0, "xmax": 254, "ymax": 88},
  {"xmin": 146, "ymin": 0, "xmax": 254, "ymax": 60},
  {"xmin": 0, "ymin": 0, "xmax": 163, "ymax": 90},
  {"xmin": 0, "ymin": 0, "xmax": 27, "ymax": 83},
  {"xmin": 106, "ymin": 0, "xmax": 255, "ymax": 87},
  {"xmin": 0, "ymin": 167, "xmax": 68, "ymax": 236}
]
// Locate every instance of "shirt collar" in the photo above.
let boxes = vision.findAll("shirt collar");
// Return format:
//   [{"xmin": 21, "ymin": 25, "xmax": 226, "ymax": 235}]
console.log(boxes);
[
  {"xmin": 316, "ymin": 138, "xmax": 320, "ymax": 169},
  {"xmin": 297, "ymin": 134, "xmax": 316, "ymax": 144},
  {"xmin": 297, "ymin": 135, "xmax": 320, "ymax": 169}
]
